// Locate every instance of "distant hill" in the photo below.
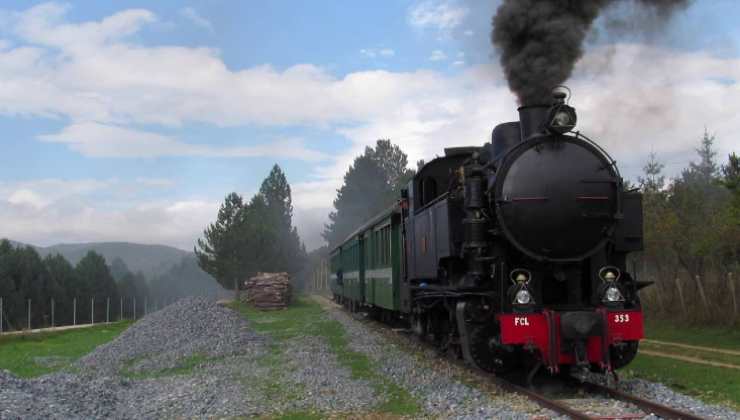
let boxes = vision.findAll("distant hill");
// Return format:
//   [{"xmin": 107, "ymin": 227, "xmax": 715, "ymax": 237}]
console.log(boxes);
[{"xmin": 5, "ymin": 241, "xmax": 191, "ymax": 279}]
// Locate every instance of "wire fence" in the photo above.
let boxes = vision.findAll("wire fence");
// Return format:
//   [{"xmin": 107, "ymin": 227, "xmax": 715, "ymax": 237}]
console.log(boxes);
[{"xmin": 0, "ymin": 296, "xmax": 179, "ymax": 334}]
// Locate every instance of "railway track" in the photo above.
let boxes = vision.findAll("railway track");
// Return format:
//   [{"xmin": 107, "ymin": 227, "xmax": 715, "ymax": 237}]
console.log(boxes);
[{"xmin": 312, "ymin": 294, "xmax": 706, "ymax": 420}]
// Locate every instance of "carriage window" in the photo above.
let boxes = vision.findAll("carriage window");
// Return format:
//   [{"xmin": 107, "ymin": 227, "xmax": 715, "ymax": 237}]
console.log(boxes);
[{"xmin": 421, "ymin": 177, "xmax": 437, "ymax": 206}]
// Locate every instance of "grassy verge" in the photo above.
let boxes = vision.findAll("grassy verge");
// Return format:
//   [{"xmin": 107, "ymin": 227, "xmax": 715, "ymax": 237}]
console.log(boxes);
[
  {"xmin": 229, "ymin": 297, "xmax": 420, "ymax": 417},
  {"xmin": 0, "ymin": 321, "xmax": 132, "ymax": 378},
  {"xmin": 623, "ymin": 353, "xmax": 740, "ymax": 410},
  {"xmin": 620, "ymin": 318, "xmax": 740, "ymax": 410},
  {"xmin": 121, "ymin": 353, "xmax": 217, "ymax": 379},
  {"xmin": 644, "ymin": 318, "xmax": 740, "ymax": 351}
]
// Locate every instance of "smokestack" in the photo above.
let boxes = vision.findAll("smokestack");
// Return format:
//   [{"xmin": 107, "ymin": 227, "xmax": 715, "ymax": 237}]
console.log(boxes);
[
  {"xmin": 491, "ymin": 0, "xmax": 690, "ymax": 105},
  {"xmin": 518, "ymin": 105, "xmax": 550, "ymax": 141}
]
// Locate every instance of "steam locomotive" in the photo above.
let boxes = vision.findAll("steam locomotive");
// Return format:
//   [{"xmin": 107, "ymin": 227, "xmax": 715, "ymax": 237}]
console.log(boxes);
[{"xmin": 330, "ymin": 89, "xmax": 648, "ymax": 377}]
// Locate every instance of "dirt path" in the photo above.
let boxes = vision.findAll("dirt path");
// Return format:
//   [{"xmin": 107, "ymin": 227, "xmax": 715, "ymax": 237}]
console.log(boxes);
[
  {"xmin": 642, "ymin": 339, "xmax": 740, "ymax": 357},
  {"xmin": 0, "ymin": 322, "xmax": 101, "ymax": 337},
  {"xmin": 639, "ymin": 349, "xmax": 740, "ymax": 370}
]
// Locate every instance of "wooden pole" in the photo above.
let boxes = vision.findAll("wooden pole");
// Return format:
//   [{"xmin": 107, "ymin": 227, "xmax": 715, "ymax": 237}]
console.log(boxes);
[
  {"xmin": 106, "ymin": 297, "xmax": 110, "ymax": 324},
  {"xmin": 694, "ymin": 275, "xmax": 710, "ymax": 318},
  {"xmin": 51, "ymin": 298, "xmax": 55, "ymax": 328},
  {"xmin": 27, "ymin": 299, "xmax": 31, "ymax": 330},
  {"xmin": 133, "ymin": 297, "xmax": 136, "ymax": 319},
  {"xmin": 0, "ymin": 296, "xmax": 3, "ymax": 333},
  {"xmin": 675, "ymin": 277, "xmax": 687, "ymax": 317},
  {"xmin": 73, "ymin": 297, "xmax": 77, "ymax": 325},
  {"xmin": 91, "ymin": 297, "xmax": 95, "ymax": 325},
  {"xmin": 652, "ymin": 277, "xmax": 664, "ymax": 314},
  {"xmin": 729, "ymin": 272, "xmax": 737, "ymax": 323}
]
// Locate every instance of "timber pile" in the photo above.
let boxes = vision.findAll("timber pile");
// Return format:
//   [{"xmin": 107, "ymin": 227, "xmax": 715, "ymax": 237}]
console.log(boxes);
[{"xmin": 242, "ymin": 272, "xmax": 292, "ymax": 310}]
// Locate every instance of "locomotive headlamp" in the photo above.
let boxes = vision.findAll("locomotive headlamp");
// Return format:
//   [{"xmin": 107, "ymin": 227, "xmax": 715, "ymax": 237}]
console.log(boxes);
[
  {"xmin": 603, "ymin": 285, "xmax": 625, "ymax": 303},
  {"xmin": 510, "ymin": 268, "xmax": 535, "ymax": 307},
  {"xmin": 510, "ymin": 268, "xmax": 532, "ymax": 285},
  {"xmin": 546, "ymin": 104, "xmax": 577, "ymax": 134},
  {"xmin": 598, "ymin": 266, "xmax": 621, "ymax": 283},
  {"xmin": 515, "ymin": 289, "xmax": 533, "ymax": 305}
]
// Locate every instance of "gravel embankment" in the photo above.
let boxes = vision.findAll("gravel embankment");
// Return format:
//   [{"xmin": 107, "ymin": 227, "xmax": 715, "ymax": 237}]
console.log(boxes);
[{"xmin": 76, "ymin": 296, "xmax": 262, "ymax": 374}]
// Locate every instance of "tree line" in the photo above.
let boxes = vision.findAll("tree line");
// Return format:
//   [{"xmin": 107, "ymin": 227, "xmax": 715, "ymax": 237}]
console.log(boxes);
[
  {"xmin": 0, "ymin": 239, "xmax": 228, "ymax": 331},
  {"xmin": 0, "ymin": 241, "xmax": 121, "ymax": 330},
  {"xmin": 196, "ymin": 164, "xmax": 307, "ymax": 293},
  {"xmin": 636, "ymin": 130, "xmax": 739, "ymax": 323}
]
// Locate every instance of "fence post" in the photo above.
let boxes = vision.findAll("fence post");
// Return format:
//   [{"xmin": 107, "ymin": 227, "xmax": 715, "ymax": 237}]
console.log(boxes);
[
  {"xmin": 51, "ymin": 298, "xmax": 55, "ymax": 328},
  {"xmin": 145, "ymin": 297, "xmax": 148, "ymax": 316},
  {"xmin": 675, "ymin": 277, "xmax": 687, "ymax": 317},
  {"xmin": 729, "ymin": 272, "xmax": 737, "ymax": 323},
  {"xmin": 120, "ymin": 296, "xmax": 123, "ymax": 321},
  {"xmin": 106, "ymin": 297, "xmax": 110, "ymax": 324},
  {"xmin": 652, "ymin": 277, "xmax": 664, "ymax": 314},
  {"xmin": 73, "ymin": 297, "xmax": 77, "ymax": 325},
  {"xmin": 133, "ymin": 297, "xmax": 136, "ymax": 319},
  {"xmin": 694, "ymin": 275, "xmax": 710, "ymax": 318},
  {"xmin": 91, "ymin": 297, "xmax": 94, "ymax": 325},
  {"xmin": 1, "ymin": 296, "xmax": 3, "ymax": 333},
  {"xmin": 27, "ymin": 299, "xmax": 31, "ymax": 330}
]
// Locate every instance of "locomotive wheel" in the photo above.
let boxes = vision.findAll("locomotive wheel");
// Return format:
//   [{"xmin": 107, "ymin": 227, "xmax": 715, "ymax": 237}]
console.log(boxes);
[{"xmin": 468, "ymin": 323, "xmax": 517, "ymax": 373}]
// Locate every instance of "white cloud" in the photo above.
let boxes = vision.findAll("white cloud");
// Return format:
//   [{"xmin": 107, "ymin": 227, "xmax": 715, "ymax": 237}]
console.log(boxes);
[
  {"xmin": 13, "ymin": 3, "xmax": 155, "ymax": 50},
  {"xmin": 359, "ymin": 48, "xmax": 376, "ymax": 58},
  {"xmin": 379, "ymin": 48, "xmax": 395, "ymax": 57},
  {"xmin": 0, "ymin": 178, "xmax": 217, "ymax": 250},
  {"xmin": 179, "ymin": 7, "xmax": 212, "ymax": 31},
  {"xmin": 135, "ymin": 177, "xmax": 175, "ymax": 188},
  {"xmin": 408, "ymin": 1, "xmax": 468, "ymax": 33},
  {"xmin": 452, "ymin": 60, "xmax": 465, "ymax": 67},
  {"xmin": 360, "ymin": 48, "xmax": 395, "ymax": 58},
  {"xmin": 38, "ymin": 122, "xmax": 328, "ymax": 161},
  {"xmin": 429, "ymin": 49, "xmax": 447, "ymax": 61},
  {"xmin": 463, "ymin": 29, "xmax": 473, "ymax": 37},
  {"xmin": 7, "ymin": 189, "xmax": 48, "ymax": 209}
]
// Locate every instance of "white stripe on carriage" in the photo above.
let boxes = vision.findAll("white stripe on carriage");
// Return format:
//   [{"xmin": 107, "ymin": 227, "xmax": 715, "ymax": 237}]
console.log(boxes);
[{"xmin": 365, "ymin": 268, "xmax": 392, "ymax": 279}]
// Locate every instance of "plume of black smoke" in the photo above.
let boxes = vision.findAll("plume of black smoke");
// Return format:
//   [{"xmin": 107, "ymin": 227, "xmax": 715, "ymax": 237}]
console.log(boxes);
[{"xmin": 491, "ymin": 0, "xmax": 690, "ymax": 105}]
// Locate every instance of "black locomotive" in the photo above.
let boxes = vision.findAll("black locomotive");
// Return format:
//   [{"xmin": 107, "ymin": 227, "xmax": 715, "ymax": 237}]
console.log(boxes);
[{"xmin": 331, "ymin": 89, "xmax": 647, "ymax": 376}]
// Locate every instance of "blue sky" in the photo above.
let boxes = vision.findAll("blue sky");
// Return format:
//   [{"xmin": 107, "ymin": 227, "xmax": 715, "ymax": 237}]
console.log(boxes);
[{"xmin": 0, "ymin": 1, "xmax": 738, "ymax": 250}]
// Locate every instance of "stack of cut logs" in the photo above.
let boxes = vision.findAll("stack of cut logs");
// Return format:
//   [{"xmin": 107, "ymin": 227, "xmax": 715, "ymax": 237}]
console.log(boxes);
[{"xmin": 242, "ymin": 272, "xmax": 292, "ymax": 310}]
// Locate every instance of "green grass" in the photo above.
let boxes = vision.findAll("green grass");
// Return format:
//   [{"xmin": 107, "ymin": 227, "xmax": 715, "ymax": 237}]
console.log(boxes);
[
  {"xmin": 621, "ymin": 318, "xmax": 740, "ymax": 410},
  {"xmin": 121, "ymin": 353, "xmax": 215, "ymax": 379},
  {"xmin": 0, "ymin": 321, "xmax": 132, "ymax": 378},
  {"xmin": 229, "ymin": 298, "xmax": 420, "ymax": 416},
  {"xmin": 644, "ymin": 318, "xmax": 740, "ymax": 351},
  {"xmin": 623, "ymin": 353, "xmax": 740, "ymax": 410}
]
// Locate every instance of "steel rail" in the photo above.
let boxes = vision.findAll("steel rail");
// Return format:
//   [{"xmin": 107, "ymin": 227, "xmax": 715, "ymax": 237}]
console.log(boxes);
[{"xmin": 581, "ymin": 381, "xmax": 705, "ymax": 420}]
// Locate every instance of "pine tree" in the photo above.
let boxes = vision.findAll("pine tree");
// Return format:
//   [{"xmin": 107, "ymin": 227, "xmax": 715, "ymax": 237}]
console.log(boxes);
[
  {"xmin": 638, "ymin": 152, "xmax": 666, "ymax": 193},
  {"xmin": 323, "ymin": 140, "xmax": 415, "ymax": 248},
  {"xmin": 195, "ymin": 192, "xmax": 248, "ymax": 294},
  {"xmin": 258, "ymin": 164, "xmax": 305, "ymax": 274},
  {"xmin": 686, "ymin": 128, "xmax": 719, "ymax": 184}
]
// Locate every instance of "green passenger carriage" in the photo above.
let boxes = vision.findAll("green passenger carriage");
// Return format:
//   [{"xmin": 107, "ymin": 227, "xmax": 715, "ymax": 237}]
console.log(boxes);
[{"xmin": 332, "ymin": 203, "xmax": 403, "ymax": 313}]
